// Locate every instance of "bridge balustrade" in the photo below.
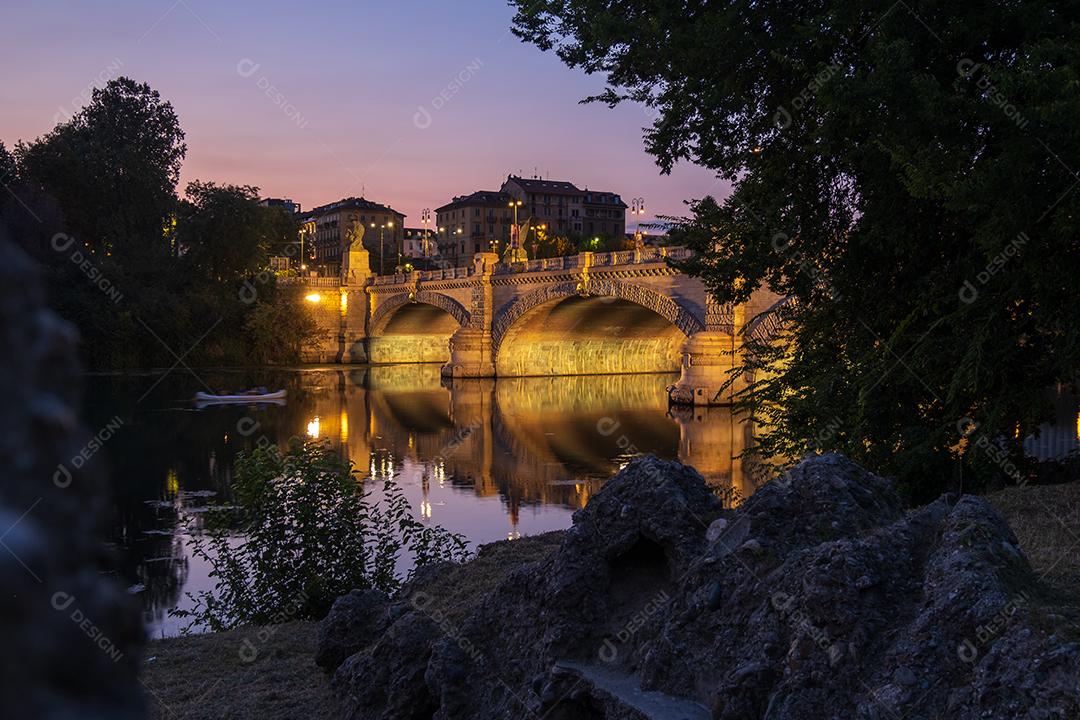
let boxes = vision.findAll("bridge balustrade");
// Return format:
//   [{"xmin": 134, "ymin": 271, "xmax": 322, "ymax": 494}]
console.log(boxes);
[{"xmin": 281, "ymin": 246, "xmax": 693, "ymax": 288}]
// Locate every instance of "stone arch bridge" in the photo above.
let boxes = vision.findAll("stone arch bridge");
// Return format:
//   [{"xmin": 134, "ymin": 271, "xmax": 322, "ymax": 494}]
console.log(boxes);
[{"xmin": 295, "ymin": 248, "xmax": 781, "ymax": 405}]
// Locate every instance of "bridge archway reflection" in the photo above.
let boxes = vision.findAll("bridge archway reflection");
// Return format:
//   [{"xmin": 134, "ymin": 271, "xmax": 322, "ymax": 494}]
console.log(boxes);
[{"xmin": 299, "ymin": 366, "xmax": 758, "ymax": 539}]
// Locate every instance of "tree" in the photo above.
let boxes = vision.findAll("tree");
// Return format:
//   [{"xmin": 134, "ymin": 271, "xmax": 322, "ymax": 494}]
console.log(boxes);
[
  {"xmin": 177, "ymin": 181, "xmax": 276, "ymax": 282},
  {"xmin": 244, "ymin": 285, "xmax": 324, "ymax": 364},
  {"xmin": 510, "ymin": 2, "xmax": 1080, "ymax": 496},
  {"xmin": 0, "ymin": 142, "xmax": 15, "ymax": 185},
  {"xmin": 17, "ymin": 77, "xmax": 185, "ymax": 267}
]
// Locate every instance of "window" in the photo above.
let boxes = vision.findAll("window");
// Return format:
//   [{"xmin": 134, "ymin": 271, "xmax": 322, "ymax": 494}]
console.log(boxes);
[{"xmin": 474, "ymin": 208, "xmax": 480, "ymax": 217}]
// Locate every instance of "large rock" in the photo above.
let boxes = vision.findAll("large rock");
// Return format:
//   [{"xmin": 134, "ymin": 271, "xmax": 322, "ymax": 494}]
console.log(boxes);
[
  {"xmin": 325, "ymin": 454, "xmax": 1080, "ymax": 720},
  {"xmin": 0, "ymin": 233, "xmax": 143, "ymax": 717},
  {"xmin": 315, "ymin": 588, "xmax": 390, "ymax": 671}
]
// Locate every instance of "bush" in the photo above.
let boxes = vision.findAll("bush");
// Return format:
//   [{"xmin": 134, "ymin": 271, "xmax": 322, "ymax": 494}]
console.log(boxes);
[{"xmin": 173, "ymin": 439, "xmax": 469, "ymax": 633}]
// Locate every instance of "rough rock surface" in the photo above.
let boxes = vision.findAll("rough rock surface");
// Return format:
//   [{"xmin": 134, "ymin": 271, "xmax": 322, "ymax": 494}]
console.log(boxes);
[
  {"xmin": 0, "ymin": 234, "xmax": 143, "ymax": 716},
  {"xmin": 320, "ymin": 454, "xmax": 1080, "ymax": 719},
  {"xmin": 314, "ymin": 588, "xmax": 390, "ymax": 671}
]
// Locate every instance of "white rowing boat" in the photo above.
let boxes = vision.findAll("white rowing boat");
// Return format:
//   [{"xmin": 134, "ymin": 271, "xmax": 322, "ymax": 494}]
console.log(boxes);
[{"xmin": 193, "ymin": 390, "xmax": 287, "ymax": 405}]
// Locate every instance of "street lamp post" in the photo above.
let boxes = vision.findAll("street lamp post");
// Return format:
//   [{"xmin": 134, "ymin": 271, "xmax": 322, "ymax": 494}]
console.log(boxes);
[
  {"xmin": 630, "ymin": 197, "xmax": 646, "ymax": 249},
  {"xmin": 508, "ymin": 199, "xmax": 524, "ymax": 262},
  {"xmin": 528, "ymin": 222, "xmax": 546, "ymax": 259},
  {"xmin": 369, "ymin": 220, "xmax": 395, "ymax": 275},
  {"xmin": 420, "ymin": 208, "xmax": 432, "ymax": 258},
  {"xmin": 509, "ymin": 198, "xmax": 523, "ymax": 250}
]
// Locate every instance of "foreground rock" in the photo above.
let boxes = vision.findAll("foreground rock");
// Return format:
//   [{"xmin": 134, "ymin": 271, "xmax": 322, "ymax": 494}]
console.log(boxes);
[
  {"xmin": 0, "ymin": 234, "xmax": 143, "ymax": 717},
  {"xmin": 319, "ymin": 454, "xmax": 1080, "ymax": 719}
]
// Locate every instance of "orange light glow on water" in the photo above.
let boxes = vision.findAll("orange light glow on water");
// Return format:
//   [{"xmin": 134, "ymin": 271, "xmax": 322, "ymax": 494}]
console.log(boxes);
[{"xmin": 307, "ymin": 416, "xmax": 320, "ymax": 439}]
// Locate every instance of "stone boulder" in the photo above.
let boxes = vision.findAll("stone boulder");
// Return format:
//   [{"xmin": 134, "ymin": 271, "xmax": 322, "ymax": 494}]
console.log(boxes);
[
  {"xmin": 324, "ymin": 453, "xmax": 1080, "ymax": 720},
  {"xmin": 315, "ymin": 588, "xmax": 390, "ymax": 671}
]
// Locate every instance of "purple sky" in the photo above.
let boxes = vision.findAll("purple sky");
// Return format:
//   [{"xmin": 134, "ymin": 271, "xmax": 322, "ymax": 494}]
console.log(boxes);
[{"xmin": 0, "ymin": 0, "xmax": 730, "ymax": 229}]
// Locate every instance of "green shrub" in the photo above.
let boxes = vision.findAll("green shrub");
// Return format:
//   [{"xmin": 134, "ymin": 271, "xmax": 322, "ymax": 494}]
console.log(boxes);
[{"xmin": 173, "ymin": 439, "xmax": 469, "ymax": 633}]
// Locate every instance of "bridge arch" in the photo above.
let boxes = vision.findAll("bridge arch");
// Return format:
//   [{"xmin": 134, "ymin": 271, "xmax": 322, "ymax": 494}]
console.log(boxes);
[
  {"xmin": 368, "ymin": 290, "xmax": 470, "ymax": 365},
  {"xmin": 370, "ymin": 290, "xmax": 471, "ymax": 334},
  {"xmin": 492, "ymin": 279, "xmax": 706, "ymax": 377}
]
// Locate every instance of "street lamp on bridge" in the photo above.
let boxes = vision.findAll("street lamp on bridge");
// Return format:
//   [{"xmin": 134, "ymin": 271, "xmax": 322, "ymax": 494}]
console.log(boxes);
[
  {"xmin": 420, "ymin": 208, "xmax": 432, "ymax": 258},
  {"xmin": 370, "ymin": 220, "xmax": 394, "ymax": 275},
  {"xmin": 630, "ymin": 197, "xmax": 646, "ymax": 249}
]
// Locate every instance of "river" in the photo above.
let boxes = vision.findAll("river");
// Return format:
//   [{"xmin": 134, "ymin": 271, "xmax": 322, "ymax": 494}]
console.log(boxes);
[{"xmin": 84, "ymin": 365, "xmax": 760, "ymax": 637}]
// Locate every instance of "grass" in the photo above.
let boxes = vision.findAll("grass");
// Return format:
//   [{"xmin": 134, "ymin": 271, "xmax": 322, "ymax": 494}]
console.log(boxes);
[
  {"xmin": 987, "ymin": 480, "xmax": 1080, "ymax": 636},
  {"xmin": 141, "ymin": 621, "xmax": 336, "ymax": 720},
  {"xmin": 987, "ymin": 481, "xmax": 1080, "ymax": 592},
  {"xmin": 140, "ymin": 532, "xmax": 563, "ymax": 719}
]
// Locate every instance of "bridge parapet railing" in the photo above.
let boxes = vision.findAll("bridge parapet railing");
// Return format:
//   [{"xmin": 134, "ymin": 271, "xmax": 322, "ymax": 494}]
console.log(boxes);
[
  {"xmin": 280, "ymin": 276, "xmax": 341, "ymax": 287},
  {"xmin": 363, "ymin": 246, "xmax": 694, "ymax": 284}
]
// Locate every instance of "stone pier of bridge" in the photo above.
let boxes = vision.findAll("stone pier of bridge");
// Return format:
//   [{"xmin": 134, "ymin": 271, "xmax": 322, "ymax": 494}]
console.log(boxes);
[{"xmin": 292, "ymin": 247, "xmax": 781, "ymax": 406}]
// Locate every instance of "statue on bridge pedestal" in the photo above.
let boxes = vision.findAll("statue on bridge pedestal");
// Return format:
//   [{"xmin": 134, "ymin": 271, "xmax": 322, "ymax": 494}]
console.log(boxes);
[{"xmin": 342, "ymin": 220, "xmax": 371, "ymax": 285}]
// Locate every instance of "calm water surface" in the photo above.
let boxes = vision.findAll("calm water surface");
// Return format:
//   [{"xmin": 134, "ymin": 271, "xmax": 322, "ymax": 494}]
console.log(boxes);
[{"xmin": 84, "ymin": 365, "xmax": 759, "ymax": 637}]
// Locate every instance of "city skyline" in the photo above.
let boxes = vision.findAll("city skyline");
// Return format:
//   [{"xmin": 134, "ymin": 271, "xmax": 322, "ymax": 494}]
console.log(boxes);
[{"xmin": 0, "ymin": 0, "xmax": 731, "ymax": 229}]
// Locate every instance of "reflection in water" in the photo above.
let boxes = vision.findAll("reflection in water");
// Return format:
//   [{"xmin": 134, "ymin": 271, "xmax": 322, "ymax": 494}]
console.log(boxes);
[
  {"xmin": 87, "ymin": 367, "xmax": 1077, "ymax": 638},
  {"xmin": 86, "ymin": 365, "xmax": 760, "ymax": 637}
]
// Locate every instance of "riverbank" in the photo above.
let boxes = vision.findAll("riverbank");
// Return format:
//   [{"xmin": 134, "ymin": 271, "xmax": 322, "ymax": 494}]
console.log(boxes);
[
  {"xmin": 140, "ymin": 480, "xmax": 1080, "ymax": 719},
  {"xmin": 142, "ymin": 531, "xmax": 564, "ymax": 719}
]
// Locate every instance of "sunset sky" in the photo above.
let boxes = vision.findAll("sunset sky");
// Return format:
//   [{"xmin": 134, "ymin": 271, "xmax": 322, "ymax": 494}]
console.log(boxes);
[{"xmin": 0, "ymin": 0, "xmax": 730, "ymax": 228}]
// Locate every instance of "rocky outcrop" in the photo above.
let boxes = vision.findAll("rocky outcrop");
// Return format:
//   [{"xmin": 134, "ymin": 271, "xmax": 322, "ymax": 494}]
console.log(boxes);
[
  {"xmin": 320, "ymin": 454, "xmax": 1080, "ymax": 720},
  {"xmin": 0, "ymin": 234, "xmax": 143, "ymax": 718},
  {"xmin": 315, "ymin": 588, "xmax": 390, "ymax": 671}
]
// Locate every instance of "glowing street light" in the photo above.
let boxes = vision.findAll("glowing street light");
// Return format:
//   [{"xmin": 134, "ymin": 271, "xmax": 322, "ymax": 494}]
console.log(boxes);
[
  {"xmin": 370, "ymin": 220, "xmax": 395, "ymax": 275},
  {"xmin": 304, "ymin": 293, "xmax": 321, "ymax": 303}
]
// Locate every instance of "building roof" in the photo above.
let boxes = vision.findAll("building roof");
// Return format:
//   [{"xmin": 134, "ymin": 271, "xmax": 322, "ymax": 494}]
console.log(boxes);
[
  {"xmin": 583, "ymin": 190, "xmax": 628, "ymax": 208},
  {"xmin": 300, "ymin": 196, "xmax": 405, "ymax": 219},
  {"xmin": 436, "ymin": 190, "xmax": 513, "ymax": 213},
  {"xmin": 504, "ymin": 175, "xmax": 581, "ymax": 194}
]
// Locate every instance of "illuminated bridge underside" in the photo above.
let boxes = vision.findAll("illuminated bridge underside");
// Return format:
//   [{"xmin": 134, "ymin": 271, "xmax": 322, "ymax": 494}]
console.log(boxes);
[
  {"xmin": 495, "ymin": 297, "xmax": 684, "ymax": 376},
  {"xmin": 368, "ymin": 303, "xmax": 459, "ymax": 364}
]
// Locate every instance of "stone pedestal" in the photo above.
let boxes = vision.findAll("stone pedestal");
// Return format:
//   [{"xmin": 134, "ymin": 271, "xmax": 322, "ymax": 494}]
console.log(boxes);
[
  {"xmin": 670, "ymin": 330, "xmax": 747, "ymax": 406},
  {"xmin": 342, "ymin": 247, "xmax": 371, "ymax": 286}
]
